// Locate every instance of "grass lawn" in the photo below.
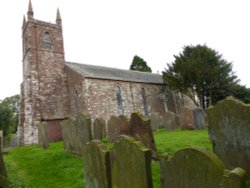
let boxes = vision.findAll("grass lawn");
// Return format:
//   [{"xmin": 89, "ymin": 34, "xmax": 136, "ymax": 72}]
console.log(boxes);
[{"xmin": 3, "ymin": 129, "xmax": 249, "ymax": 187}]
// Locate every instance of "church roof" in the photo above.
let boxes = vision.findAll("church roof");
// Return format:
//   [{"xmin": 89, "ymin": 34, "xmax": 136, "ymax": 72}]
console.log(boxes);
[{"xmin": 65, "ymin": 62, "xmax": 164, "ymax": 84}]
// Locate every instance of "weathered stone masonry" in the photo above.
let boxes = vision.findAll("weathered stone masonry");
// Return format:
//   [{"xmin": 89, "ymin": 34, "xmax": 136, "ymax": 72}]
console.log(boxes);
[{"xmin": 18, "ymin": 2, "xmax": 195, "ymax": 145}]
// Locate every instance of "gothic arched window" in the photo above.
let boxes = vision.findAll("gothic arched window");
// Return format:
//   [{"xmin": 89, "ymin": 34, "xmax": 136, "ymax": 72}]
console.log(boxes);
[
  {"xmin": 142, "ymin": 88, "xmax": 148, "ymax": 115},
  {"xmin": 115, "ymin": 86, "xmax": 124, "ymax": 115},
  {"xmin": 43, "ymin": 32, "xmax": 52, "ymax": 49}
]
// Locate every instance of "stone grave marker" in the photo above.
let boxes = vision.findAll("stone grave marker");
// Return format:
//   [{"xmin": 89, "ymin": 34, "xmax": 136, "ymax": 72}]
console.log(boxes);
[
  {"xmin": 163, "ymin": 111, "xmax": 179, "ymax": 131},
  {"xmin": 38, "ymin": 122, "xmax": 48, "ymax": 149},
  {"xmin": 129, "ymin": 112, "xmax": 158, "ymax": 159},
  {"xmin": 160, "ymin": 147, "xmax": 246, "ymax": 188},
  {"xmin": 84, "ymin": 140, "xmax": 111, "ymax": 188},
  {"xmin": 179, "ymin": 106, "xmax": 195, "ymax": 130},
  {"xmin": 208, "ymin": 97, "xmax": 250, "ymax": 178},
  {"xmin": 93, "ymin": 118, "xmax": 105, "ymax": 140},
  {"xmin": 110, "ymin": 135, "xmax": 152, "ymax": 188},
  {"xmin": 193, "ymin": 107, "xmax": 206, "ymax": 129}
]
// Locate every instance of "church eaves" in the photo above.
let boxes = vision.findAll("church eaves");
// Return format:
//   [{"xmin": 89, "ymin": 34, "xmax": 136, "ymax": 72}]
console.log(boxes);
[{"xmin": 65, "ymin": 62, "xmax": 164, "ymax": 84}]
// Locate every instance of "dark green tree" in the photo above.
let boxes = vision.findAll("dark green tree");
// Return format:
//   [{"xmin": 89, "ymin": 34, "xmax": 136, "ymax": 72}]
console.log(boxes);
[
  {"xmin": 0, "ymin": 95, "xmax": 20, "ymax": 134},
  {"xmin": 163, "ymin": 44, "xmax": 238, "ymax": 110},
  {"xmin": 229, "ymin": 84, "xmax": 250, "ymax": 104},
  {"xmin": 130, "ymin": 55, "xmax": 152, "ymax": 73}
]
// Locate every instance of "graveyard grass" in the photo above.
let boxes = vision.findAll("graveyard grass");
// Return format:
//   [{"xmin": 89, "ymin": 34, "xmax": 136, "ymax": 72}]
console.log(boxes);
[{"xmin": 3, "ymin": 129, "xmax": 250, "ymax": 187}]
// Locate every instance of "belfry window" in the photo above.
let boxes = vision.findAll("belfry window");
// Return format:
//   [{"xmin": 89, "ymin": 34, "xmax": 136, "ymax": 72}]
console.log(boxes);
[
  {"xmin": 43, "ymin": 32, "xmax": 52, "ymax": 49},
  {"xmin": 115, "ymin": 86, "xmax": 124, "ymax": 115},
  {"xmin": 142, "ymin": 88, "xmax": 149, "ymax": 115}
]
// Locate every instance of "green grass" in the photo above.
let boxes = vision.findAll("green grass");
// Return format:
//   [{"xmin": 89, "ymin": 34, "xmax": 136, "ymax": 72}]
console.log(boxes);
[
  {"xmin": 4, "ymin": 142, "xmax": 83, "ymax": 188},
  {"xmin": 3, "ymin": 129, "xmax": 249, "ymax": 187},
  {"xmin": 154, "ymin": 128, "xmax": 212, "ymax": 155}
]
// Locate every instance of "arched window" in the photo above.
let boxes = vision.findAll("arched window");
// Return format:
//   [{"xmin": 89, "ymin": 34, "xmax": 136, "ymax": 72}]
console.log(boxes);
[
  {"xmin": 115, "ymin": 86, "xmax": 123, "ymax": 115},
  {"xmin": 43, "ymin": 32, "xmax": 52, "ymax": 49},
  {"xmin": 142, "ymin": 88, "xmax": 148, "ymax": 115}
]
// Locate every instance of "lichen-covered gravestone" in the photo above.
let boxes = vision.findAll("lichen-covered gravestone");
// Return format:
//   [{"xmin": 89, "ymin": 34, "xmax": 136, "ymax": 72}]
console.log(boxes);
[
  {"xmin": 129, "ymin": 112, "xmax": 158, "ymax": 159},
  {"xmin": 179, "ymin": 106, "xmax": 195, "ymax": 130},
  {"xmin": 193, "ymin": 107, "xmax": 206, "ymax": 130},
  {"xmin": 38, "ymin": 122, "xmax": 49, "ymax": 149},
  {"xmin": 160, "ymin": 147, "xmax": 246, "ymax": 188},
  {"xmin": 110, "ymin": 135, "xmax": 152, "ymax": 188},
  {"xmin": 93, "ymin": 118, "xmax": 106, "ymax": 140},
  {"xmin": 62, "ymin": 113, "xmax": 92, "ymax": 155},
  {"xmin": 149, "ymin": 115, "xmax": 164, "ymax": 131},
  {"xmin": 208, "ymin": 97, "xmax": 250, "ymax": 178},
  {"xmin": 107, "ymin": 115, "xmax": 130, "ymax": 142},
  {"xmin": 84, "ymin": 140, "xmax": 111, "ymax": 188}
]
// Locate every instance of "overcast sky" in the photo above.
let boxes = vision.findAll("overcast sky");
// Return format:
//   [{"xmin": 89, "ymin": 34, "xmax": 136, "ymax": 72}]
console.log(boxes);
[{"xmin": 0, "ymin": 0, "xmax": 250, "ymax": 100}]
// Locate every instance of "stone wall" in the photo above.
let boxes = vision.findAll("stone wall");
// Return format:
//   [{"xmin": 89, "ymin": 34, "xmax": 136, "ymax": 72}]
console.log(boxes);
[{"xmin": 67, "ymin": 77, "xmax": 180, "ymax": 122}]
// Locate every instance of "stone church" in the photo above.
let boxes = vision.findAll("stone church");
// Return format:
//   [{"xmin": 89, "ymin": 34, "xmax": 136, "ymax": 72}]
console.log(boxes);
[{"xmin": 18, "ymin": 2, "xmax": 195, "ymax": 145}]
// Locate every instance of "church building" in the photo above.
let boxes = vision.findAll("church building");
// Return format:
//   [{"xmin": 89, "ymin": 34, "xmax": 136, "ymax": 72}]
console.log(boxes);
[{"xmin": 18, "ymin": 2, "xmax": 194, "ymax": 145}]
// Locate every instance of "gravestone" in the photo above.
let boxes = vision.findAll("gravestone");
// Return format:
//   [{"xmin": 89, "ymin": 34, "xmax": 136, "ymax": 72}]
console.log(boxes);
[
  {"xmin": 160, "ymin": 147, "xmax": 246, "ymax": 188},
  {"xmin": 162, "ymin": 111, "xmax": 179, "ymax": 131},
  {"xmin": 107, "ymin": 116, "xmax": 130, "ymax": 142},
  {"xmin": 84, "ymin": 140, "xmax": 111, "ymax": 188},
  {"xmin": 93, "ymin": 118, "xmax": 105, "ymax": 140},
  {"xmin": 129, "ymin": 112, "xmax": 157, "ymax": 159},
  {"xmin": 193, "ymin": 107, "xmax": 206, "ymax": 130},
  {"xmin": 179, "ymin": 106, "xmax": 195, "ymax": 130},
  {"xmin": 208, "ymin": 97, "xmax": 250, "ymax": 178},
  {"xmin": 62, "ymin": 118, "xmax": 79, "ymax": 154},
  {"xmin": 76, "ymin": 113, "xmax": 92, "ymax": 154},
  {"xmin": 149, "ymin": 115, "xmax": 164, "ymax": 131},
  {"xmin": 110, "ymin": 135, "xmax": 152, "ymax": 188},
  {"xmin": 38, "ymin": 122, "xmax": 49, "ymax": 149}
]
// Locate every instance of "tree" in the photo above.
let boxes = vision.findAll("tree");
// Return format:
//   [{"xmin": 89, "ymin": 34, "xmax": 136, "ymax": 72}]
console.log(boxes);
[
  {"xmin": 0, "ymin": 95, "xmax": 20, "ymax": 135},
  {"xmin": 129, "ymin": 55, "xmax": 152, "ymax": 73},
  {"xmin": 162, "ymin": 44, "xmax": 238, "ymax": 110}
]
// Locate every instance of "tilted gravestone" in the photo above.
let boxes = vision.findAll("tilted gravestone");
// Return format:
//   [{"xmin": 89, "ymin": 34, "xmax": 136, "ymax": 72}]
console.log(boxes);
[
  {"xmin": 129, "ymin": 112, "xmax": 158, "ymax": 159},
  {"xmin": 162, "ymin": 111, "xmax": 179, "ymax": 131},
  {"xmin": 193, "ymin": 107, "xmax": 206, "ymax": 130},
  {"xmin": 160, "ymin": 147, "xmax": 246, "ymax": 188},
  {"xmin": 208, "ymin": 97, "xmax": 250, "ymax": 178},
  {"xmin": 38, "ymin": 122, "xmax": 49, "ymax": 149},
  {"xmin": 179, "ymin": 106, "xmax": 195, "ymax": 130},
  {"xmin": 84, "ymin": 140, "xmax": 111, "ymax": 188},
  {"xmin": 110, "ymin": 135, "xmax": 152, "ymax": 188},
  {"xmin": 107, "ymin": 115, "xmax": 130, "ymax": 142},
  {"xmin": 93, "ymin": 118, "xmax": 106, "ymax": 140}
]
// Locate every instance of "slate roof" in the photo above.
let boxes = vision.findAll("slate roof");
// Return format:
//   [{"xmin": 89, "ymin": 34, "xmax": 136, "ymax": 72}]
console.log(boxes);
[{"xmin": 65, "ymin": 62, "xmax": 164, "ymax": 84}]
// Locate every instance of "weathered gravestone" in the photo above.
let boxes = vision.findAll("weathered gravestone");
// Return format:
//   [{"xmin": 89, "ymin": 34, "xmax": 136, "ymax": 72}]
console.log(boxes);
[
  {"xmin": 162, "ymin": 111, "xmax": 179, "ymax": 131},
  {"xmin": 130, "ymin": 112, "xmax": 158, "ymax": 159},
  {"xmin": 84, "ymin": 140, "xmax": 111, "ymax": 188},
  {"xmin": 62, "ymin": 118, "xmax": 79, "ymax": 154},
  {"xmin": 62, "ymin": 113, "xmax": 92, "ymax": 155},
  {"xmin": 179, "ymin": 106, "xmax": 195, "ymax": 130},
  {"xmin": 107, "ymin": 115, "xmax": 130, "ymax": 142},
  {"xmin": 93, "ymin": 118, "xmax": 106, "ymax": 140},
  {"xmin": 208, "ymin": 97, "xmax": 250, "ymax": 178},
  {"xmin": 149, "ymin": 115, "xmax": 164, "ymax": 131},
  {"xmin": 193, "ymin": 107, "xmax": 206, "ymax": 130},
  {"xmin": 160, "ymin": 147, "xmax": 246, "ymax": 188},
  {"xmin": 76, "ymin": 113, "xmax": 92, "ymax": 154},
  {"xmin": 38, "ymin": 122, "xmax": 49, "ymax": 149},
  {"xmin": 111, "ymin": 135, "xmax": 152, "ymax": 188}
]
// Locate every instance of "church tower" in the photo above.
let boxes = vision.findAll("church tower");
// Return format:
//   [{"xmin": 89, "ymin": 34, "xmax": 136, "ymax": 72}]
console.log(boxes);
[{"xmin": 18, "ymin": 1, "xmax": 68, "ymax": 145}]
